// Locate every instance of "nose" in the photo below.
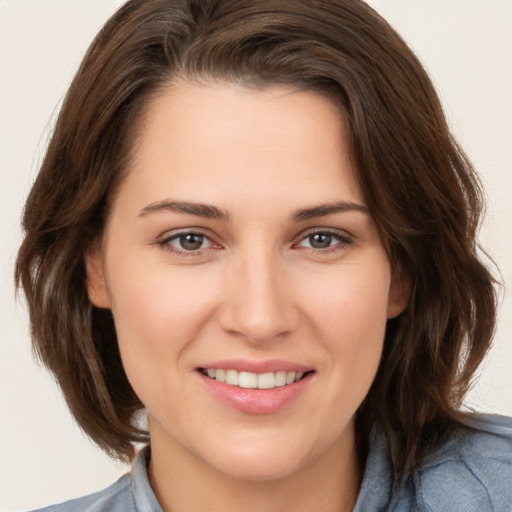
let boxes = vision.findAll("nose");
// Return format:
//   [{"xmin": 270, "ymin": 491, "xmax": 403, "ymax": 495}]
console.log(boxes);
[{"xmin": 217, "ymin": 249, "xmax": 300, "ymax": 344}]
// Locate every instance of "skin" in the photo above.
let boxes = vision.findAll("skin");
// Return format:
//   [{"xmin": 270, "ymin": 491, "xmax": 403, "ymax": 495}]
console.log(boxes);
[{"xmin": 86, "ymin": 82, "xmax": 407, "ymax": 512}]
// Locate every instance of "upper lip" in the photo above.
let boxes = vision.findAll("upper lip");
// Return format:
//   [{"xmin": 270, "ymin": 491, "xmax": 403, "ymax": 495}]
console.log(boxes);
[{"xmin": 197, "ymin": 359, "xmax": 313, "ymax": 374}]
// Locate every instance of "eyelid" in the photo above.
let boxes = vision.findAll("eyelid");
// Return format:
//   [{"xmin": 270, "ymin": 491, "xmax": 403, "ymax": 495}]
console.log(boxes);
[
  {"xmin": 293, "ymin": 228, "xmax": 354, "ymax": 251},
  {"xmin": 158, "ymin": 226, "xmax": 217, "ymax": 243},
  {"xmin": 155, "ymin": 226, "xmax": 353, "ymax": 257},
  {"xmin": 158, "ymin": 228, "xmax": 222, "ymax": 255}
]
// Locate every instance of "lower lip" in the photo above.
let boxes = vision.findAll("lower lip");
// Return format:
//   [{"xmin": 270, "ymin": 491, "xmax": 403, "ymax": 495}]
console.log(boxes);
[{"xmin": 198, "ymin": 372, "xmax": 313, "ymax": 414}]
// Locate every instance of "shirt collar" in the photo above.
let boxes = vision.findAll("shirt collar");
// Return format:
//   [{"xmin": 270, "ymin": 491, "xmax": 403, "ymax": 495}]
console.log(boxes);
[
  {"xmin": 131, "ymin": 427, "xmax": 398, "ymax": 512},
  {"xmin": 131, "ymin": 446, "xmax": 164, "ymax": 512},
  {"xmin": 352, "ymin": 425, "xmax": 398, "ymax": 511}
]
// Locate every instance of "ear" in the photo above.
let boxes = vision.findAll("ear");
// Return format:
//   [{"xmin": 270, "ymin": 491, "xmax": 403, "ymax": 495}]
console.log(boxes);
[
  {"xmin": 84, "ymin": 243, "xmax": 111, "ymax": 309},
  {"xmin": 387, "ymin": 264, "xmax": 409, "ymax": 319}
]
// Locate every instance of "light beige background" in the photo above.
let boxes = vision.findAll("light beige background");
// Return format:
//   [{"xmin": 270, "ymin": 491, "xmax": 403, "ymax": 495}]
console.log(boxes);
[{"xmin": 1, "ymin": 1, "xmax": 511, "ymax": 510}]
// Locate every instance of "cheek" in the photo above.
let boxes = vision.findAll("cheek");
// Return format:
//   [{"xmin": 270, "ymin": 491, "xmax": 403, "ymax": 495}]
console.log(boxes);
[
  {"xmin": 106, "ymin": 261, "xmax": 220, "ymax": 378},
  {"xmin": 305, "ymin": 260, "xmax": 390, "ymax": 381},
  {"xmin": 306, "ymin": 260, "xmax": 391, "ymax": 334}
]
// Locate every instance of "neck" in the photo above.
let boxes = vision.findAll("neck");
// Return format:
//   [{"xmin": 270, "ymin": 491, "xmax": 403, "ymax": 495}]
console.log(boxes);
[{"xmin": 148, "ymin": 420, "xmax": 362, "ymax": 512}]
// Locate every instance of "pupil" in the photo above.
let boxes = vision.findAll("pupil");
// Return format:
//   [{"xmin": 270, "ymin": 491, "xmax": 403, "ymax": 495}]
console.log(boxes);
[
  {"xmin": 180, "ymin": 234, "xmax": 203, "ymax": 250},
  {"xmin": 310, "ymin": 233, "xmax": 331, "ymax": 249}
]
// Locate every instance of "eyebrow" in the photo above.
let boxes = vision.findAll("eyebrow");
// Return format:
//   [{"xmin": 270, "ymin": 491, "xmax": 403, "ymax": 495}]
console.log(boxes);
[
  {"xmin": 138, "ymin": 199, "xmax": 367, "ymax": 223},
  {"xmin": 291, "ymin": 201, "xmax": 368, "ymax": 222},
  {"xmin": 138, "ymin": 200, "xmax": 230, "ymax": 221}
]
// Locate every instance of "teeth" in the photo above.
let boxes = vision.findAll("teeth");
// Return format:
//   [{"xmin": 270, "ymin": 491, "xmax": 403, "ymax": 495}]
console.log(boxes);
[
  {"xmin": 225, "ymin": 369, "xmax": 239, "ymax": 386},
  {"xmin": 275, "ymin": 371, "xmax": 287, "ymax": 387},
  {"xmin": 258, "ymin": 372, "xmax": 275, "ymax": 389},
  {"xmin": 202, "ymin": 368, "xmax": 308, "ymax": 389},
  {"xmin": 239, "ymin": 371, "xmax": 258, "ymax": 388}
]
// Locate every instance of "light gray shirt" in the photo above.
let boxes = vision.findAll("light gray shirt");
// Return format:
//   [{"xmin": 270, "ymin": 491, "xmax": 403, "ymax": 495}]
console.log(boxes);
[{"xmin": 32, "ymin": 415, "xmax": 512, "ymax": 512}]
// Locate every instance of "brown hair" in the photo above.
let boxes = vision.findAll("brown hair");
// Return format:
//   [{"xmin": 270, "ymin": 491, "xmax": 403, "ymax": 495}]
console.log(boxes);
[{"xmin": 15, "ymin": 0, "xmax": 497, "ymax": 475}]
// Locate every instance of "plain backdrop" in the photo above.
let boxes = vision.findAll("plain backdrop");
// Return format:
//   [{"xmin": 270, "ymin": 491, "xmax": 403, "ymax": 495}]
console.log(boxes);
[{"xmin": 1, "ymin": 1, "xmax": 511, "ymax": 510}]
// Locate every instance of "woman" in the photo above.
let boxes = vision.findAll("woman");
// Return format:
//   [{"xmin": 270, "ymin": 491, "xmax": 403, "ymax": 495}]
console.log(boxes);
[{"xmin": 15, "ymin": 0, "xmax": 512, "ymax": 510}]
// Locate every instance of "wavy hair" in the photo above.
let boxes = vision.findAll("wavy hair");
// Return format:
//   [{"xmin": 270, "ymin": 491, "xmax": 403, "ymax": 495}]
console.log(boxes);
[{"xmin": 15, "ymin": 0, "xmax": 497, "ymax": 475}]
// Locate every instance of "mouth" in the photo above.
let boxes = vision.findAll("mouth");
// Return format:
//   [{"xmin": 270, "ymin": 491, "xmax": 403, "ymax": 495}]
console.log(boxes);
[
  {"xmin": 197, "ymin": 362, "xmax": 315, "ymax": 414},
  {"xmin": 199, "ymin": 368, "xmax": 313, "ymax": 389}
]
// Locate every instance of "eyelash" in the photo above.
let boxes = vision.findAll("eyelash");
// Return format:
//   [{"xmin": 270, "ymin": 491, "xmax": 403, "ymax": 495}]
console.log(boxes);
[
  {"xmin": 158, "ymin": 229, "xmax": 353, "ymax": 256},
  {"xmin": 295, "ymin": 230, "xmax": 353, "ymax": 254},
  {"xmin": 158, "ymin": 231, "xmax": 218, "ymax": 257}
]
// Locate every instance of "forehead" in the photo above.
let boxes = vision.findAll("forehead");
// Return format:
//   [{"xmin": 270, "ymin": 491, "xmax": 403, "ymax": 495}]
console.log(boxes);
[{"xmin": 117, "ymin": 81, "xmax": 364, "ymax": 215}]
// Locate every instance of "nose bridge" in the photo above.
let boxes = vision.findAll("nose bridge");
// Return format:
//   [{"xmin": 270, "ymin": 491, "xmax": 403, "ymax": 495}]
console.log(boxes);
[{"xmin": 219, "ymin": 243, "xmax": 298, "ymax": 343}]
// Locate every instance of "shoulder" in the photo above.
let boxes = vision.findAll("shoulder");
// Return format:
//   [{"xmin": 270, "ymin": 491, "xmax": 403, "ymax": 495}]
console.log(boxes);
[
  {"xmin": 414, "ymin": 415, "xmax": 512, "ymax": 512},
  {"xmin": 29, "ymin": 474, "xmax": 134, "ymax": 512},
  {"xmin": 29, "ymin": 446, "xmax": 160, "ymax": 512}
]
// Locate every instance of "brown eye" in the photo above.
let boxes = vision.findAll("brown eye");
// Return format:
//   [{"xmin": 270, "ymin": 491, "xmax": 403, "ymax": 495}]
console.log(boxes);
[
  {"xmin": 296, "ymin": 230, "xmax": 352, "ymax": 252},
  {"xmin": 181, "ymin": 234, "xmax": 204, "ymax": 250},
  {"xmin": 308, "ymin": 233, "xmax": 333, "ymax": 249},
  {"xmin": 161, "ymin": 232, "xmax": 213, "ymax": 252},
  {"xmin": 176, "ymin": 233, "xmax": 205, "ymax": 250}
]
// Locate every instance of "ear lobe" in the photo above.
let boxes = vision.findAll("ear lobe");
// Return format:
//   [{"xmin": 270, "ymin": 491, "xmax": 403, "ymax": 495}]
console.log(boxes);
[
  {"xmin": 84, "ymin": 244, "xmax": 111, "ymax": 309},
  {"xmin": 387, "ymin": 266, "xmax": 410, "ymax": 319}
]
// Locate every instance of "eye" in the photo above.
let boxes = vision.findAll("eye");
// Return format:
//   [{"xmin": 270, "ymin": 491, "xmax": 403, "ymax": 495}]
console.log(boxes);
[
  {"xmin": 296, "ymin": 231, "xmax": 352, "ymax": 251},
  {"xmin": 161, "ymin": 232, "xmax": 213, "ymax": 252}
]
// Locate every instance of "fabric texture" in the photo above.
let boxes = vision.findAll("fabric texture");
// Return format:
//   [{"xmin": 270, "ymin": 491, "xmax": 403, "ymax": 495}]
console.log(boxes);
[{"xmin": 32, "ymin": 415, "xmax": 512, "ymax": 512}]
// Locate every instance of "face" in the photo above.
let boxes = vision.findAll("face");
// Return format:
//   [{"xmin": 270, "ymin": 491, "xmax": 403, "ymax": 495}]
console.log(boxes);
[{"xmin": 86, "ymin": 82, "xmax": 406, "ymax": 482}]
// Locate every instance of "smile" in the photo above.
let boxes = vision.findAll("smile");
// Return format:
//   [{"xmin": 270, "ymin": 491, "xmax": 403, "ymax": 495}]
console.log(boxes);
[{"xmin": 200, "ymin": 368, "xmax": 306, "ymax": 389}]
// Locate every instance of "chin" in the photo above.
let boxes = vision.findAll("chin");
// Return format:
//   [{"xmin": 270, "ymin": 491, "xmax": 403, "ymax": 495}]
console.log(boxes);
[
  {"xmin": 199, "ymin": 429, "xmax": 322, "ymax": 482},
  {"xmin": 212, "ymin": 451, "xmax": 306, "ymax": 482}
]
